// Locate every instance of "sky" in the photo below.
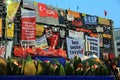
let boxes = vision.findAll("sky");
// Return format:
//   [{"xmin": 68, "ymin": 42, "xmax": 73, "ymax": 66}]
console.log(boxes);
[{"xmin": 35, "ymin": 0, "xmax": 120, "ymax": 28}]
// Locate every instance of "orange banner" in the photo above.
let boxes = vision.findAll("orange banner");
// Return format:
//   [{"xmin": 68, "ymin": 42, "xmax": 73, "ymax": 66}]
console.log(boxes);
[
  {"xmin": 90, "ymin": 33, "xmax": 98, "ymax": 38},
  {"xmin": 103, "ymin": 34, "xmax": 111, "ymax": 38},
  {"xmin": 76, "ymin": 28, "xmax": 92, "ymax": 33},
  {"xmin": 67, "ymin": 10, "xmax": 81, "ymax": 18}
]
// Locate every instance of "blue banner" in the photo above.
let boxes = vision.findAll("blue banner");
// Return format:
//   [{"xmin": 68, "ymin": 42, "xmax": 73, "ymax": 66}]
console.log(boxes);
[{"xmin": 84, "ymin": 15, "xmax": 97, "ymax": 25}]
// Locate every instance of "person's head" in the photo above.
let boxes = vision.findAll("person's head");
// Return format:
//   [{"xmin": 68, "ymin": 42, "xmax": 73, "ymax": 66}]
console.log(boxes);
[
  {"xmin": 60, "ymin": 11, "xmax": 64, "ymax": 16},
  {"xmin": 104, "ymin": 54, "xmax": 109, "ymax": 60}
]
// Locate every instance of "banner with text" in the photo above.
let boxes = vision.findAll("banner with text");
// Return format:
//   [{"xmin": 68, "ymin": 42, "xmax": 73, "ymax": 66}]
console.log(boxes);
[
  {"xmin": 85, "ymin": 36, "xmax": 100, "ymax": 57},
  {"xmin": 34, "ymin": 2, "xmax": 59, "ymax": 25},
  {"xmin": 21, "ymin": 8, "xmax": 36, "ymax": 41},
  {"xmin": 6, "ymin": 0, "xmax": 21, "ymax": 22},
  {"xmin": 23, "ymin": 0, "xmax": 35, "ymax": 9},
  {"xmin": 83, "ymin": 15, "xmax": 97, "ymax": 25},
  {"xmin": 35, "ymin": 35, "xmax": 48, "ymax": 49},
  {"xmin": 69, "ymin": 30, "xmax": 84, "ymax": 39},
  {"xmin": 66, "ymin": 37, "xmax": 84, "ymax": 59}
]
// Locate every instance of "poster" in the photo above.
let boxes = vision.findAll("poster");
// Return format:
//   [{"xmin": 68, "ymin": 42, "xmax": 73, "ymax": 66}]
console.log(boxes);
[
  {"xmin": 84, "ymin": 15, "xmax": 97, "ymax": 25},
  {"xmin": 0, "ymin": 18, "xmax": 2, "ymax": 37},
  {"xmin": 35, "ymin": 35, "xmax": 48, "ymax": 49},
  {"xmin": 85, "ymin": 36, "xmax": 100, "ymax": 57},
  {"xmin": 58, "ymin": 9, "xmax": 66, "ymax": 25},
  {"xmin": 21, "ymin": 8, "xmax": 36, "ymax": 41},
  {"xmin": 66, "ymin": 37, "xmax": 84, "ymax": 59},
  {"xmin": 69, "ymin": 30, "xmax": 84, "ymax": 39},
  {"xmin": 23, "ymin": 0, "xmax": 35, "ymax": 9},
  {"xmin": 5, "ymin": 20, "xmax": 14, "ymax": 38},
  {"xmin": 98, "ymin": 34, "xmax": 103, "ymax": 47},
  {"xmin": 6, "ymin": 0, "xmax": 21, "ymax": 22},
  {"xmin": 0, "ymin": 46, "xmax": 5, "ymax": 58},
  {"xmin": 36, "ymin": 24, "xmax": 44, "ymax": 37}
]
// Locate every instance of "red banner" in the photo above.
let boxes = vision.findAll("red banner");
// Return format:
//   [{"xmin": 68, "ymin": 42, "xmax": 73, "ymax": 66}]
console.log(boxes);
[
  {"xmin": 38, "ymin": 3, "xmax": 58, "ymax": 19},
  {"xmin": 38, "ymin": 3, "xmax": 47, "ymax": 17},
  {"xmin": 21, "ymin": 17, "xmax": 36, "ymax": 40},
  {"xmin": 21, "ymin": 8, "xmax": 36, "ymax": 41}
]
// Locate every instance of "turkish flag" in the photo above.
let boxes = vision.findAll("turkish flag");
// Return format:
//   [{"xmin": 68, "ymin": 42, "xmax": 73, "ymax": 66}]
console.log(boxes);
[{"xmin": 38, "ymin": 3, "xmax": 47, "ymax": 17}]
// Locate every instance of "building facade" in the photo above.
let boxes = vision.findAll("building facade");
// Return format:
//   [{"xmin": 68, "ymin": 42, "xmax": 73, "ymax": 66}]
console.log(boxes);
[{"xmin": 114, "ymin": 28, "xmax": 120, "ymax": 57}]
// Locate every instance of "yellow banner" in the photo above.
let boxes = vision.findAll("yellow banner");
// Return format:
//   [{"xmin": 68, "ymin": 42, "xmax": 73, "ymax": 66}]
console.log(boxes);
[
  {"xmin": 98, "ymin": 17, "xmax": 110, "ymax": 26},
  {"xmin": 82, "ymin": 13, "xmax": 86, "ymax": 17},
  {"xmin": 5, "ymin": 20, "xmax": 14, "ymax": 38},
  {"xmin": 6, "ymin": 0, "xmax": 20, "ymax": 22},
  {"xmin": 103, "ymin": 34, "xmax": 111, "ymax": 39},
  {"xmin": 67, "ymin": 10, "xmax": 81, "ymax": 18},
  {"xmin": 0, "ymin": 18, "xmax": 2, "ymax": 37},
  {"xmin": 36, "ymin": 24, "xmax": 44, "ymax": 36}
]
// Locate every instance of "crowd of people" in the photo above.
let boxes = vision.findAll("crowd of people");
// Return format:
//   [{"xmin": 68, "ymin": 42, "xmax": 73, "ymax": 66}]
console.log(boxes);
[{"xmin": 103, "ymin": 54, "xmax": 120, "ymax": 80}]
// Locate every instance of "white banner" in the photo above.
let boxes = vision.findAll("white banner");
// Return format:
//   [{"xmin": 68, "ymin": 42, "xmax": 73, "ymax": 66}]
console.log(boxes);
[
  {"xmin": 6, "ymin": 41, "xmax": 13, "ymax": 59},
  {"xmin": 69, "ymin": 30, "xmax": 84, "ymax": 39},
  {"xmin": 85, "ymin": 36, "xmax": 100, "ymax": 57},
  {"xmin": 35, "ymin": 35, "xmax": 48, "ymax": 49},
  {"xmin": 23, "ymin": 0, "xmax": 35, "ymax": 9},
  {"xmin": 66, "ymin": 37, "xmax": 84, "ymax": 59},
  {"xmin": 21, "ymin": 8, "xmax": 35, "ymax": 18}
]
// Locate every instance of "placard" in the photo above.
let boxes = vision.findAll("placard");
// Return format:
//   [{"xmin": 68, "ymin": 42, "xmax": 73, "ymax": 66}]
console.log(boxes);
[
  {"xmin": 21, "ymin": 8, "xmax": 36, "ymax": 41},
  {"xmin": 66, "ymin": 37, "xmax": 84, "ymax": 59}
]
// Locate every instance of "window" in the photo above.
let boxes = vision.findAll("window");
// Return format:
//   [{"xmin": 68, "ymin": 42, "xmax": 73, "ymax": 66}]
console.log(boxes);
[
  {"xmin": 117, "ymin": 48, "xmax": 120, "ymax": 52},
  {"xmin": 116, "ymin": 36, "xmax": 120, "ymax": 40},
  {"xmin": 117, "ymin": 42, "xmax": 120, "ymax": 46}
]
